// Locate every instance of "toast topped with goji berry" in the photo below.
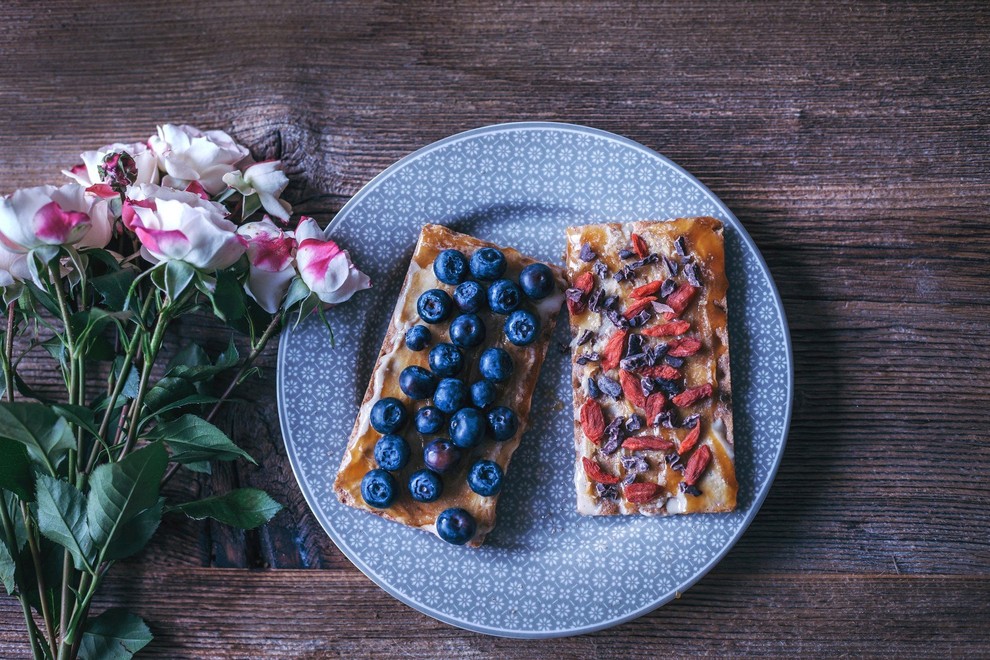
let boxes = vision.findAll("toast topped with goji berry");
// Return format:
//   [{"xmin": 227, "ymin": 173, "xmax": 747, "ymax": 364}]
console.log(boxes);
[
  {"xmin": 335, "ymin": 224, "xmax": 566, "ymax": 546},
  {"xmin": 565, "ymin": 217, "xmax": 736, "ymax": 516}
]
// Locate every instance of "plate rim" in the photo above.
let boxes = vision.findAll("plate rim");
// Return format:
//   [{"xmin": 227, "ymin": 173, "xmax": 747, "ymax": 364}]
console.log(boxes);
[{"xmin": 276, "ymin": 121, "xmax": 794, "ymax": 638}]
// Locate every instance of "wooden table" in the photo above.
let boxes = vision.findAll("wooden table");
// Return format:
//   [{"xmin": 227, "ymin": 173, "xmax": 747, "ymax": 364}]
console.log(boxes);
[{"xmin": 2, "ymin": 0, "xmax": 988, "ymax": 656}]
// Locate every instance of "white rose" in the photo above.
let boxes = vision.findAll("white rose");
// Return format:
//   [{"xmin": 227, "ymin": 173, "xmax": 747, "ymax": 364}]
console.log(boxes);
[
  {"xmin": 121, "ymin": 183, "xmax": 228, "ymax": 230},
  {"xmin": 0, "ymin": 243, "xmax": 28, "ymax": 288},
  {"xmin": 62, "ymin": 141, "xmax": 159, "ymax": 187},
  {"xmin": 0, "ymin": 184, "xmax": 114, "ymax": 252},
  {"xmin": 237, "ymin": 217, "xmax": 297, "ymax": 313},
  {"xmin": 149, "ymin": 124, "xmax": 249, "ymax": 195},
  {"xmin": 294, "ymin": 217, "xmax": 370, "ymax": 306},
  {"xmin": 129, "ymin": 197, "xmax": 245, "ymax": 270},
  {"xmin": 222, "ymin": 160, "xmax": 292, "ymax": 222}
]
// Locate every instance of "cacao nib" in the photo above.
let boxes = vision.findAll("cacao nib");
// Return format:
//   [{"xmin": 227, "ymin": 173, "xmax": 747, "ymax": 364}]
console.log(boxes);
[
  {"xmin": 587, "ymin": 289, "xmax": 605, "ymax": 313},
  {"xmin": 655, "ymin": 378, "xmax": 683, "ymax": 397},
  {"xmin": 662, "ymin": 254, "xmax": 679, "ymax": 277},
  {"xmin": 579, "ymin": 243, "xmax": 596, "ymax": 262},
  {"xmin": 631, "ymin": 253, "xmax": 660, "ymax": 269},
  {"xmin": 624, "ymin": 414, "xmax": 644, "ymax": 433},
  {"xmin": 565, "ymin": 287, "xmax": 585, "ymax": 303},
  {"xmin": 586, "ymin": 377, "xmax": 602, "ymax": 399},
  {"xmin": 619, "ymin": 352, "xmax": 650, "ymax": 371},
  {"xmin": 628, "ymin": 309, "xmax": 652, "ymax": 328},
  {"xmin": 660, "ymin": 278, "xmax": 677, "ymax": 298},
  {"xmin": 613, "ymin": 265, "xmax": 635, "ymax": 282},
  {"xmin": 681, "ymin": 413, "xmax": 701, "ymax": 429},
  {"xmin": 664, "ymin": 355, "xmax": 685, "ymax": 368},
  {"xmin": 651, "ymin": 301, "xmax": 676, "ymax": 316},
  {"xmin": 654, "ymin": 411, "xmax": 675, "ymax": 428},
  {"xmin": 674, "ymin": 236, "xmax": 688, "ymax": 257},
  {"xmin": 641, "ymin": 377, "xmax": 658, "ymax": 395},
  {"xmin": 685, "ymin": 261, "xmax": 702, "ymax": 287},
  {"xmin": 627, "ymin": 333, "xmax": 644, "ymax": 355},
  {"xmin": 647, "ymin": 344, "xmax": 669, "ymax": 365},
  {"xmin": 680, "ymin": 483, "xmax": 702, "ymax": 496},
  {"xmin": 576, "ymin": 352, "xmax": 601, "ymax": 365},
  {"xmin": 621, "ymin": 455, "xmax": 648, "ymax": 474},
  {"xmin": 605, "ymin": 309, "xmax": 629, "ymax": 329},
  {"xmin": 576, "ymin": 329, "xmax": 594, "ymax": 346},
  {"xmin": 598, "ymin": 376, "xmax": 623, "ymax": 399},
  {"xmin": 619, "ymin": 248, "xmax": 636, "ymax": 260},
  {"xmin": 622, "ymin": 472, "xmax": 636, "ymax": 486},
  {"xmin": 593, "ymin": 261, "xmax": 609, "ymax": 279},
  {"xmin": 595, "ymin": 482, "xmax": 619, "ymax": 500},
  {"xmin": 603, "ymin": 295, "xmax": 619, "ymax": 310},
  {"xmin": 666, "ymin": 452, "xmax": 685, "ymax": 471},
  {"xmin": 601, "ymin": 433, "xmax": 623, "ymax": 456}
]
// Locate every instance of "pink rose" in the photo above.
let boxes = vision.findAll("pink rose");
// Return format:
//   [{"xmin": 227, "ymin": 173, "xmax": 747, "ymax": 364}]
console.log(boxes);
[
  {"xmin": 237, "ymin": 217, "xmax": 297, "ymax": 313},
  {"xmin": 149, "ymin": 124, "xmax": 249, "ymax": 195},
  {"xmin": 128, "ymin": 194, "xmax": 245, "ymax": 270},
  {"xmin": 62, "ymin": 141, "xmax": 159, "ymax": 188},
  {"xmin": 122, "ymin": 183, "xmax": 228, "ymax": 231},
  {"xmin": 222, "ymin": 160, "xmax": 292, "ymax": 222},
  {"xmin": 294, "ymin": 217, "xmax": 370, "ymax": 306},
  {"xmin": 0, "ymin": 184, "xmax": 114, "ymax": 251}
]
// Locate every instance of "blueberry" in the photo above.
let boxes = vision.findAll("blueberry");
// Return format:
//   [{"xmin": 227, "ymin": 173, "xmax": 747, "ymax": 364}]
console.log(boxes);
[
  {"xmin": 470, "ymin": 379, "xmax": 497, "ymax": 409},
  {"xmin": 519, "ymin": 263, "xmax": 555, "ymax": 300},
  {"xmin": 408, "ymin": 469, "xmax": 443, "ymax": 503},
  {"xmin": 374, "ymin": 434, "xmax": 410, "ymax": 471},
  {"xmin": 369, "ymin": 397, "xmax": 407, "ymax": 434},
  {"xmin": 423, "ymin": 438, "xmax": 461, "ymax": 473},
  {"xmin": 449, "ymin": 408, "xmax": 485, "ymax": 448},
  {"xmin": 504, "ymin": 309, "xmax": 540, "ymax": 346},
  {"xmin": 469, "ymin": 247, "xmax": 507, "ymax": 281},
  {"xmin": 467, "ymin": 459, "xmax": 504, "ymax": 496},
  {"xmin": 414, "ymin": 405, "xmax": 445, "ymax": 435},
  {"xmin": 487, "ymin": 279, "xmax": 522, "ymax": 314},
  {"xmin": 428, "ymin": 342, "xmax": 464, "ymax": 377},
  {"xmin": 453, "ymin": 280, "xmax": 486, "ymax": 313},
  {"xmin": 433, "ymin": 377, "xmax": 468, "ymax": 413},
  {"xmin": 399, "ymin": 366, "xmax": 436, "ymax": 400},
  {"xmin": 433, "ymin": 249, "xmax": 469, "ymax": 285},
  {"xmin": 405, "ymin": 324, "xmax": 431, "ymax": 351},
  {"xmin": 479, "ymin": 347, "xmax": 513, "ymax": 383},
  {"xmin": 449, "ymin": 313, "xmax": 486, "ymax": 348},
  {"xmin": 360, "ymin": 469, "xmax": 397, "ymax": 508},
  {"xmin": 436, "ymin": 508, "xmax": 477, "ymax": 545},
  {"xmin": 486, "ymin": 406, "xmax": 519, "ymax": 441},
  {"xmin": 417, "ymin": 289, "xmax": 453, "ymax": 324}
]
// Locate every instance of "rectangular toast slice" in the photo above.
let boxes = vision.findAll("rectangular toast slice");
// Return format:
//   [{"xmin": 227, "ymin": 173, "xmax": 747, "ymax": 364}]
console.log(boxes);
[
  {"xmin": 564, "ymin": 217, "xmax": 736, "ymax": 516},
  {"xmin": 334, "ymin": 224, "xmax": 565, "ymax": 546}
]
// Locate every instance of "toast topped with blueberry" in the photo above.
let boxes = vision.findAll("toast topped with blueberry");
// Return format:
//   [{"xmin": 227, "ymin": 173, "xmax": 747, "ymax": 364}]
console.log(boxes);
[
  {"xmin": 564, "ymin": 217, "xmax": 736, "ymax": 516},
  {"xmin": 334, "ymin": 224, "xmax": 565, "ymax": 546}
]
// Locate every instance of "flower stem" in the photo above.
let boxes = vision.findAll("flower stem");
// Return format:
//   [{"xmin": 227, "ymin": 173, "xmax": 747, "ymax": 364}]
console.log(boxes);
[{"xmin": 3, "ymin": 304, "xmax": 15, "ymax": 403}]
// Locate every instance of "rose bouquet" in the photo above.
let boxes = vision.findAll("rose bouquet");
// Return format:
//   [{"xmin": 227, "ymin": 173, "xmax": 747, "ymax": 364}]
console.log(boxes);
[{"xmin": 0, "ymin": 124, "xmax": 369, "ymax": 659}]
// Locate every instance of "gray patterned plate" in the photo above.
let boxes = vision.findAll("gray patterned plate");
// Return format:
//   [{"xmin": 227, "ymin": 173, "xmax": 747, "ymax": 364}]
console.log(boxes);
[{"xmin": 276, "ymin": 122, "xmax": 792, "ymax": 638}]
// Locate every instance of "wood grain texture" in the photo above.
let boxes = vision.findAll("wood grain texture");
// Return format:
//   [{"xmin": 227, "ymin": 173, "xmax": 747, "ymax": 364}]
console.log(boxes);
[{"xmin": 1, "ymin": 0, "xmax": 989, "ymax": 656}]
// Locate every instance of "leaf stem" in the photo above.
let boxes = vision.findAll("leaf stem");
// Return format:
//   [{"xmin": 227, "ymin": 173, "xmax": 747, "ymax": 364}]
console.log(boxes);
[{"xmin": 19, "ymin": 501, "xmax": 57, "ymax": 658}]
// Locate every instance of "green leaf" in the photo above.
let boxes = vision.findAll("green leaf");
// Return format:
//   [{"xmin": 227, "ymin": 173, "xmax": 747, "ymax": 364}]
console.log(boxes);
[
  {"xmin": 86, "ymin": 443, "xmax": 168, "ymax": 563},
  {"xmin": 53, "ymin": 404, "xmax": 102, "ymax": 442},
  {"xmin": 0, "ymin": 403, "xmax": 74, "ymax": 473},
  {"xmin": 181, "ymin": 461, "xmax": 212, "ymax": 475},
  {"xmin": 112, "ymin": 355, "xmax": 141, "ymax": 400},
  {"xmin": 20, "ymin": 282, "xmax": 60, "ymax": 319},
  {"xmin": 35, "ymin": 474, "xmax": 93, "ymax": 572},
  {"xmin": 164, "ymin": 260, "xmax": 196, "ymax": 301},
  {"xmin": 166, "ymin": 337, "xmax": 239, "ymax": 382},
  {"xmin": 281, "ymin": 277, "xmax": 310, "ymax": 312},
  {"xmin": 0, "ymin": 437, "xmax": 33, "ymax": 500},
  {"xmin": 102, "ymin": 497, "xmax": 163, "ymax": 562},
  {"xmin": 147, "ymin": 415, "xmax": 254, "ymax": 465},
  {"xmin": 79, "ymin": 608, "xmax": 153, "ymax": 660},
  {"xmin": 0, "ymin": 530, "xmax": 14, "ymax": 595},
  {"xmin": 146, "ymin": 394, "xmax": 219, "ymax": 418},
  {"xmin": 168, "ymin": 488, "xmax": 282, "ymax": 529},
  {"xmin": 241, "ymin": 192, "xmax": 263, "ymax": 221},
  {"xmin": 167, "ymin": 342, "xmax": 210, "ymax": 372},
  {"xmin": 91, "ymin": 270, "xmax": 136, "ymax": 312},
  {"xmin": 141, "ymin": 376, "xmax": 196, "ymax": 414},
  {"xmin": 209, "ymin": 269, "xmax": 246, "ymax": 322}
]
